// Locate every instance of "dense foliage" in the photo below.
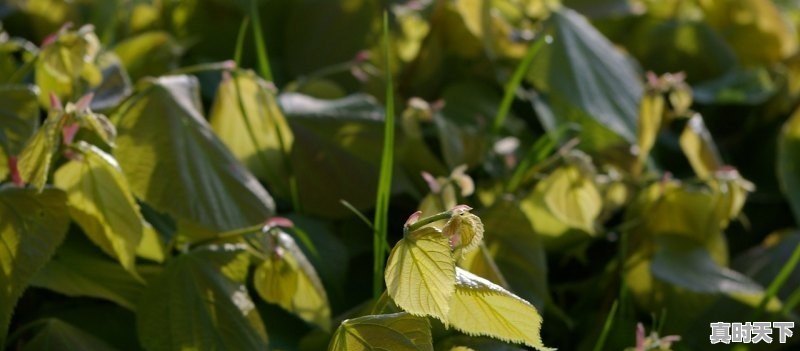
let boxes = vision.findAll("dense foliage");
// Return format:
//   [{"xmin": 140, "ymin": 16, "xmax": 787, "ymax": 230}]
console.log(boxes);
[{"xmin": 1, "ymin": 0, "xmax": 800, "ymax": 350}]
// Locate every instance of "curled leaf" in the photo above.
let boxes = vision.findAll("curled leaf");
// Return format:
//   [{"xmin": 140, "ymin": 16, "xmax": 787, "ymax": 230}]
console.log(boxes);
[{"xmin": 442, "ymin": 210, "xmax": 484, "ymax": 256}]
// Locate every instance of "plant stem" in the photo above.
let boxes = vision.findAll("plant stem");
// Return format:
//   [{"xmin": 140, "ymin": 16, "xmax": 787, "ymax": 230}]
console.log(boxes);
[
  {"xmin": 491, "ymin": 34, "xmax": 546, "ymax": 135},
  {"xmin": 593, "ymin": 300, "xmax": 619, "ymax": 351},
  {"xmin": 250, "ymin": 0, "xmax": 273, "ymax": 82},
  {"xmin": 404, "ymin": 211, "xmax": 453, "ymax": 234},
  {"xmin": 372, "ymin": 10, "xmax": 396, "ymax": 299},
  {"xmin": 234, "ymin": 17, "xmax": 250, "ymax": 66},
  {"xmin": 754, "ymin": 239, "xmax": 800, "ymax": 318}
]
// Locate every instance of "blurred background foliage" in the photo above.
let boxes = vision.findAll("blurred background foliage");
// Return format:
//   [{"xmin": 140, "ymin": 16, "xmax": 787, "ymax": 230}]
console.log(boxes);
[{"xmin": 3, "ymin": 0, "xmax": 800, "ymax": 350}]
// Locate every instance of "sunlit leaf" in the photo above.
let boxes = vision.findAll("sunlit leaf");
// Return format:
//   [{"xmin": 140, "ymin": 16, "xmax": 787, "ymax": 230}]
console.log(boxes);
[
  {"xmin": 137, "ymin": 246, "xmax": 268, "ymax": 351},
  {"xmin": 0, "ymin": 187, "xmax": 69, "ymax": 343},
  {"xmin": 31, "ymin": 234, "xmax": 152, "ymax": 310},
  {"xmin": 540, "ymin": 165, "xmax": 601, "ymax": 234},
  {"xmin": 17, "ymin": 109, "xmax": 64, "ymax": 191},
  {"xmin": 210, "ymin": 70, "xmax": 293, "ymax": 191},
  {"xmin": 442, "ymin": 210, "xmax": 484, "ymax": 256},
  {"xmin": 34, "ymin": 25, "xmax": 102, "ymax": 106},
  {"xmin": 113, "ymin": 75, "xmax": 275, "ymax": 239},
  {"xmin": 385, "ymin": 227, "xmax": 456, "ymax": 323},
  {"xmin": 701, "ymin": 0, "xmax": 798, "ymax": 66},
  {"xmin": 679, "ymin": 114, "xmax": 723, "ymax": 178},
  {"xmin": 22, "ymin": 319, "xmax": 119, "ymax": 351},
  {"xmin": 458, "ymin": 243, "xmax": 509, "ymax": 289},
  {"xmin": 54, "ymin": 142, "xmax": 143, "ymax": 275},
  {"xmin": 447, "ymin": 268, "xmax": 551, "ymax": 351},
  {"xmin": 254, "ymin": 230, "xmax": 330, "ymax": 330},
  {"xmin": 635, "ymin": 90, "xmax": 665, "ymax": 175},
  {"xmin": 328, "ymin": 312, "xmax": 433, "ymax": 351},
  {"xmin": 778, "ymin": 106, "xmax": 800, "ymax": 222}
]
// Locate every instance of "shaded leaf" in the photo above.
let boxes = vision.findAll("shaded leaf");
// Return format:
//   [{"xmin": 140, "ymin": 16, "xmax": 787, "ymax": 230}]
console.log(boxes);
[
  {"xmin": 113, "ymin": 75, "xmax": 275, "ymax": 239},
  {"xmin": 0, "ymin": 84, "xmax": 39, "ymax": 156},
  {"xmin": 447, "ymin": 268, "xmax": 551, "ymax": 351},
  {"xmin": 651, "ymin": 236, "xmax": 763, "ymax": 296},
  {"xmin": 778, "ymin": 106, "xmax": 800, "ymax": 222},
  {"xmin": 22, "ymin": 319, "xmax": 119, "ymax": 351},
  {"xmin": 0, "ymin": 187, "xmax": 69, "ymax": 343},
  {"xmin": 31, "ymin": 227, "xmax": 152, "ymax": 310},
  {"xmin": 137, "ymin": 246, "xmax": 268, "ymax": 351},
  {"xmin": 528, "ymin": 7, "xmax": 642, "ymax": 145},
  {"xmin": 54, "ymin": 142, "xmax": 143, "ymax": 274},
  {"xmin": 328, "ymin": 312, "xmax": 433, "ymax": 351},
  {"xmin": 385, "ymin": 227, "xmax": 456, "ymax": 323},
  {"xmin": 254, "ymin": 230, "xmax": 330, "ymax": 330},
  {"xmin": 692, "ymin": 68, "xmax": 777, "ymax": 105}
]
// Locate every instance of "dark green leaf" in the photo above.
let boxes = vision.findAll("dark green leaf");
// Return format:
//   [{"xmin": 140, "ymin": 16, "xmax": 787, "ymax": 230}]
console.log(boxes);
[
  {"xmin": 137, "ymin": 246, "xmax": 268, "ymax": 351},
  {"xmin": 0, "ymin": 187, "xmax": 69, "ymax": 343},
  {"xmin": 22, "ymin": 319, "xmax": 119, "ymax": 351},
  {"xmin": 778, "ymin": 106, "xmax": 800, "ymax": 222},
  {"xmin": 0, "ymin": 84, "xmax": 39, "ymax": 156}
]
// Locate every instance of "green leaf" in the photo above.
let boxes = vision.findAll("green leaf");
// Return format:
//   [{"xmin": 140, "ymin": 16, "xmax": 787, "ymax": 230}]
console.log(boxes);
[
  {"xmin": 34, "ymin": 25, "xmax": 102, "ymax": 106},
  {"xmin": 209, "ymin": 70, "xmax": 293, "ymax": 193},
  {"xmin": 651, "ymin": 236, "xmax": 763, "ymax": 296},
  {"xmin": 385, "ymin": 227, "xmax": 456, "ymax": 323},
  {"xmin": 692, "ymin": 68, "xmax": 777, "ymax": 105},
  {"xmin": 22, "ymin": 319, "xmax": 119, "ymax": 351},
  {"xmin": 778, "ymin": 106, "xmax": 800, "ymax": 222},
  {"xmin": 0, "ymin": 84, "xmax": 39, "ymax": 156},
  {"xmin": 54, "ymin": 142, "xmax": 144, "ymax": 275},
  {"xmin": 253, "ymin": 230, "xmax": 331, "ymax": 330},
  {"xmin": 0, "ymin": 187, "xmax": 70, "ymax": 343},
  {"xmin": 279, "ymin": 93, "xmax": 414, "ymax": 217},
  {"xmin": 328, "ymin": 312, "xmax": 433, "ymax": 351},
  {"xmin": 528, "ymin": 7, "xmax": 642, "ymax": 145},
  {"xmin": 113, "ymin": 75, "xmax": 275, "ymax": 239},
  {"xmin": 447, "ymin": 268, "xmax": 552, "ymax": 351},
  {"xmin": 87, "ymin": 53, "xmax": 133, "ymax": 112},
  {"xmin": 634, "ymin": 90, "xmax": 665, "ymax": 175},
  {"xmin": 137, "ymin": 246, "xmax": 268, "ymax": 351},
  {"xmin": 17, "ymin": 110, "xmax": 64, "ymax": 191},
  {"xmin": 679, "ymin": 114, "xmax": 723, "ymax": 178},
  {"xmin": 30, "ymin": 230, "xmax": 152, "ymax": 310}
]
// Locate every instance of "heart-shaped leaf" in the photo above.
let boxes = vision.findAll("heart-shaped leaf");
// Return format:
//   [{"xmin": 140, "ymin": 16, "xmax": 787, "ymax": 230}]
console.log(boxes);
[{"xmin": 328, "ymin": 312, "xmax": 433, "ymax": 351}]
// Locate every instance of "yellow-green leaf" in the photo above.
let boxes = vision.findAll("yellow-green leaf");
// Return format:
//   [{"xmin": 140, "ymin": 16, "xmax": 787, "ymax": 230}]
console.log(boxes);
[
  {"xmin": 328, "ymin": 312, "xmax": 433, "ymax": 351},
  {"xmin": 447, "ymin": 268, "xmax": 552, "ymax": 351},
  {"xmin": 209, "ymin": 70, "xmax": 293, "ymax": 190},
  {"xmin": 539, "ymin": 165, "xmax": 602, "ymax": 234},
  {"xmin": 254, "ymin": 231, "xmax": 330, "ymax": 330},
  {"xmin": 34, "ymin": 25, "xmax": 101, "ymax": 106},
  {"xmin": 635, "ymin": 90, "xmax": 665, "ymax": 175},
  {"xmin": 0, "ymin": 85, "xmax": 40, "ymax": 156},
  {"xmin": 54, "ymin": 142, "xmax": 144, "ymax": 275},
  {"xmin": 679, "ymin": 114, "xmax": 723, "ymax": 179},
  {"xmin": 385, "ymin": 227, "xmax": 455, "ymax": 323},
  {"xmin": 17, "ymin": 110, "xmax": 64, "ymax": 191}
]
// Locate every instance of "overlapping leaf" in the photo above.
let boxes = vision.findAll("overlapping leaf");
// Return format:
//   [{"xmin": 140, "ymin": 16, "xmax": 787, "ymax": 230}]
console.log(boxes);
[
  {"xmin": 210, "ymin": 70, "xmax": 293, "ymax": 191},
  {"xmin": 447, "ymin": 268, "xmax": 551, "ymax": 351},
  {"xmin": 34, "ymin": 25, "xmax": 102, "ymax": 106},
  {"xmin": 0, "ymin": 85, "xmax": 39, "ymax": 156},
  {"xmin": 113, "ymin": 75, "xmax": 275, "ymax": 239},
  {"xmin": 54, "ymin": 142, "xmax": 144, "ymax": 274}
]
